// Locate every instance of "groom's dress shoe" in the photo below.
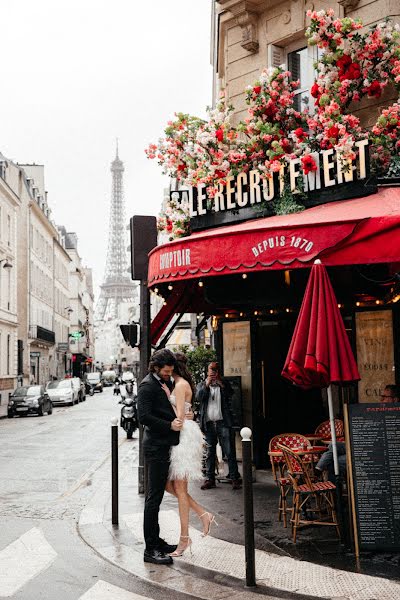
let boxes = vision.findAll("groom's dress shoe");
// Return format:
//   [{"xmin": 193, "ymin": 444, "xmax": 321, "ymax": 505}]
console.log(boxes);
[
  {"xmin": 144, "ymin": 549, "xmax": 173, "ymax": 565},
  {"xmin": 159, "ymin": 542, "xmax": 178, "ymax": 553}
]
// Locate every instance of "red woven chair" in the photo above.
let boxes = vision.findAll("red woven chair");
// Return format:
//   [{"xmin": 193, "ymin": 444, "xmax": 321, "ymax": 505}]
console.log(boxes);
[
  {"xmin": 268, "ymin": 434, "xmax": 311, "ymax": 527},
  {"xmin": 315, "ymin": 419, "xmax": 344, "ymax": 440},
  {"xmin": 277, "ymin": 443, "xmax": 340, "ymax": 543}
]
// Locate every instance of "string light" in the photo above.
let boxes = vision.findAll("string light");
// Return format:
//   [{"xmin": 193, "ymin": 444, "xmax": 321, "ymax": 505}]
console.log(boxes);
[
  {"xmin": 240, "ymin": 312, "xmax": 244, "ymax": 317},
  {"xmin": 356, "ymin": 302, "xmax": 361, "ymax": 307},
  {"xmin": 338, "ymin": 303, "xmax": 342, "ymax": 309},
  {"xmin": 242, "ymin": 273, "xmax": 247, "ymax": 279},
  {"xmin": 286, "ymin": 308, "xmax": 290, "ymax": 313},
  {"xmin": 225, "ymin": 313, "xmax": 229, "ymax": 318},
  {"xmin": 270, "ymin": 309, "xmax": 274, "ymax": 314},
  {"xmin": 254, "ymin": 310, "xmax": 258, "ymax": 316},
  {"xmin": 168, "ymin": 285, "xmax": 173, "ymax": 290},
  {"xmin": 198, "ymin": 281, "xmax": 204, "ymax": 287},
  {"xmin": 375, "ymin": 300, "xmax": 381, "ymax": 305}
]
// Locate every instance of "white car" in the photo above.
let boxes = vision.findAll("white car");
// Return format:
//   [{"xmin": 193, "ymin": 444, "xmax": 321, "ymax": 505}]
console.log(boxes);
[{"xmin": 46, "ymin": 379, "xmax": 79, "ymax": 406}]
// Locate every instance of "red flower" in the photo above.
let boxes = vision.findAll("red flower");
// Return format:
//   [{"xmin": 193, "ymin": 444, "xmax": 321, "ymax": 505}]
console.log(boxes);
[
  {"xmin": 294, "ymin": 127, "xmax": 308, "ymax": 142},
  {"xmin": 177, "ymin": 163, "xmax": 186, "ymax": 171},
  {"xmin": 327, "ymin": 125, "xmax": 339, "ymax": 140},
  {"xmin": 367, "ymin": 81, "xmax": 382, "ymax": 98},
  {"xmin": 215, "ymin": 170, "xmax": 226, "ymax": 178},
  {"xmin": 216, "ymin": 129, "xmax": 224, "ymax": 142},
  {"xmin": 166, "ymin": 220, "xmax": 173, "ymax": 233},
  {"xmin": 310, "ymin": 83, "xmax": 320, "ymax": 98},
  {"xmin": 337, "ymin": 54, "xmax": 360, "ymax": 81},
  {"xmin": 281, "ymin": 139, "xmax": 292, "ymax": 153},
  {"xmin": 253, "ymin": 86, "xmax": 262, "ymax": 95},
  {"xmin": 301, "ymin": 154, "xmax": 318, "ymax": 175}
]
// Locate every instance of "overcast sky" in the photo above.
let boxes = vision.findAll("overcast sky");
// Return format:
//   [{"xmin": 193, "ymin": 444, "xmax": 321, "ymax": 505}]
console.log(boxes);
[{"xmin": 2, "ymin": 0, "xmax": 212, "ymax": 294}]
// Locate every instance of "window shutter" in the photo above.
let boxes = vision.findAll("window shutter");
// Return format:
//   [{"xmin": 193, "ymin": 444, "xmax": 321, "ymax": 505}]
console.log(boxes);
[{"xmin": 267, "ymin": 44, "xmax": 285, "ymax": 69}]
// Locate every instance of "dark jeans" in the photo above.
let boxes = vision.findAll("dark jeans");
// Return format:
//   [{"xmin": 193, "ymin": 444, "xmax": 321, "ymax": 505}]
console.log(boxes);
[
  {"xmin": 143, "ymin": 445, "xmax": 170, "ymax": 551},
  {"xmin": 204, "ymin": 420, "xmax": 240, "ymax": 481},
  {"xmin": 316, "ymin": 442, "xmax": 347, "ymax": 483}
]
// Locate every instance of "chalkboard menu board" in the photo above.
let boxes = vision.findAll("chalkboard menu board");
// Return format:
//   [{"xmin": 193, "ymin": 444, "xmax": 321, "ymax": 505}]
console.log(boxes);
[
  {"xmin": 224, "ymin": 376, "xmax": 243, "ymax": 431},
  {"xmin": 348, "ymin": 403, "xmax": 400, "ymax": 551}
]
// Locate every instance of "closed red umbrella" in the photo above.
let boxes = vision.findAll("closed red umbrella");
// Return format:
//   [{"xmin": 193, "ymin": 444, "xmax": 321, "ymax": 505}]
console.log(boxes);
[
  {"xmin": 282, "ymin": 259, "xmax": 360, "ymax": 478},
  {"xmin": 282, "ymin": 260, "xmax": 360, "ymax": 388}
]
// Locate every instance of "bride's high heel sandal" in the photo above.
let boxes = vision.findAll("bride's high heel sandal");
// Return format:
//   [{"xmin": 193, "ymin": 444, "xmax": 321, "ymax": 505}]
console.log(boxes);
[
  {"xmin": 169, "ymin": 535, "xmax": 193, "ymax": 557},
  {"xmin": 200, "ymin": 512, "xmax": 218, "ymax": 537}
]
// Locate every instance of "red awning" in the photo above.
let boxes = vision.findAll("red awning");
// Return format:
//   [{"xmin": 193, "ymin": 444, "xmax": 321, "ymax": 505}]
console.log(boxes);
[{"xmin": 148, "ymin": 187, "xmax": 400, "ymax": 286}]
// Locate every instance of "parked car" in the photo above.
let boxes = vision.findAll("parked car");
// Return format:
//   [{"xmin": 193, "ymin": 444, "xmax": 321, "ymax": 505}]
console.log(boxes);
[
  {"xmin": 46, "ymin": 379, "xmax": 79, "ymax": 406},
  {"xmin": 85, "ymin": 372, "xmax": 103, "ymax": 395},
  {"xmin": 102, "ymin": 370, "xmax": 117, "ymax": 386},
  {"xmin": 8, "ymin": 385, "xmax": 52, "ymax": 417},
  {"xmin": 72, "ymin": 377, "xmax": 85, "ymax": 402}
]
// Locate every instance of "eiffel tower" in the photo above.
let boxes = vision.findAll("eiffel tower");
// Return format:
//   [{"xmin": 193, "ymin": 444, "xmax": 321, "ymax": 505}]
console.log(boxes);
[{"xmin": 96, "ymin": 144, "xmax": 137, "ymax": 321}]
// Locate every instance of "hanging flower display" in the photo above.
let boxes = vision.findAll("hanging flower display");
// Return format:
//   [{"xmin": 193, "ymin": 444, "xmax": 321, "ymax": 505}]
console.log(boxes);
[{"xmin": 146, "ymin": 10, "xmax": 400, "ymax": 239}]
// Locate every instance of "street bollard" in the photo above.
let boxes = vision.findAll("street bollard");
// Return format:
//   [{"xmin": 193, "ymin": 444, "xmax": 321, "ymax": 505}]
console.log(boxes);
[
  {"xmin": 111, "ymin": 417, "xmax": 119, "ymax": 525},
  {"xmin": 241, "ymin": 427, "xmax": 256, "ymax": 588}
]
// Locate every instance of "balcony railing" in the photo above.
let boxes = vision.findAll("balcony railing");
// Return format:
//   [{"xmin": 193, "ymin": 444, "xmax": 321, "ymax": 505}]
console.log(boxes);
[{"xmin": 29, "ymin": 325, "xmax": 55, "ymax": 344}]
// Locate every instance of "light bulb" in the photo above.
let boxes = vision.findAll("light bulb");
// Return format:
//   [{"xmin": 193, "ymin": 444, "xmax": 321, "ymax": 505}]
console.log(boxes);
[
  {"xmin": 198, "ymin": 281, "xmax": 204, "ymax": 287},
  {"xmin": 242, "ymin": 273, "xmax": 247, "ymax": 279}
]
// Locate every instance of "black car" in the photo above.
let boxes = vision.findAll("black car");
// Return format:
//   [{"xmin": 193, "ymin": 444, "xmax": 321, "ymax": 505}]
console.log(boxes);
[
  {"xmin": 8, "ymin": 385, "xmax": 53, "ymax": 417},
  {"xmin": 85, "ymin": 373, "xmax": 103, "ymax": 394}
]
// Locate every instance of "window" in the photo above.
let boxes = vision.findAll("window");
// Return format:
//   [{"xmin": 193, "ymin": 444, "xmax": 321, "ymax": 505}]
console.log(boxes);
[
  {"xmin": 287, "ymin": 47, "xmax": 320, "ymax": 114},
  {"xmin": 7, "ymin": 214, "xmax": 11, "ymax": 247},
  {"xmin": 7, "ymin": 334, "xmax": 11, "ymax": 375}
]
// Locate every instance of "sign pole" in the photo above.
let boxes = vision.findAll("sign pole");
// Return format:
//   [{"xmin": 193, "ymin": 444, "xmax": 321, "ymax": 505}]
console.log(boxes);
[{"xmin": 138, "ymin": 279, "xmax": 151, "ymax": 495}]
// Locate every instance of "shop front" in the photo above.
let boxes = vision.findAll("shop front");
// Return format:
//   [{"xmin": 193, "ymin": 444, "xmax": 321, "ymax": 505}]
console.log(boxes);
[{"xmin": 148, "ymin": 186, "xmax": 400, "ymax": 466}]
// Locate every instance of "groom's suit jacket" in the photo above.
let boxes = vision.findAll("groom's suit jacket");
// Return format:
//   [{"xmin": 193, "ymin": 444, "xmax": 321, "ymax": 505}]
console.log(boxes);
[{"xmin": 137, "ymin": 373, "xmax": 179, "ymax": 450}]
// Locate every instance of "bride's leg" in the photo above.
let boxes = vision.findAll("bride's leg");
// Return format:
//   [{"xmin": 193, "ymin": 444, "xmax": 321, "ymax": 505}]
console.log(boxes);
[
  {"xmin": 165, "ymin": 480, "xmax": 177, "ymax": 496},
  {"xmin": 173, "ymin": 480, "xmax": 190, "ymax": 538}
]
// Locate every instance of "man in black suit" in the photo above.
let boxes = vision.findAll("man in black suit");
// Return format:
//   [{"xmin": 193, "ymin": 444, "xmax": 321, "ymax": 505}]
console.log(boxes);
[{"xmin": 137, "ymin": 349, "xmax": 182, "ymax": 565}]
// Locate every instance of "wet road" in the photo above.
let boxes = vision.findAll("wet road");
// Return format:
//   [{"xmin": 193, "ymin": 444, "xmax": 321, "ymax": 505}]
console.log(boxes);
[{"xmin": 0, "ymin": 387, "xmax": 192, "ymax": 600}]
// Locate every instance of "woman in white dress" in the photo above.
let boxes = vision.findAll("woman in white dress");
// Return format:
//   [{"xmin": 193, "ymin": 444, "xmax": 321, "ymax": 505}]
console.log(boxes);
[{"xmin": 164, "ymin": 353, "xmax": 217, "ymax": 557}]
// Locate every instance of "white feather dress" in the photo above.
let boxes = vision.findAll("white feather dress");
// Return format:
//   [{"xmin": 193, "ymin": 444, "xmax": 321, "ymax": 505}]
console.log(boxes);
[{"xmin": 168, "ymin": 395, "xmax": 204, "ymax": 481}]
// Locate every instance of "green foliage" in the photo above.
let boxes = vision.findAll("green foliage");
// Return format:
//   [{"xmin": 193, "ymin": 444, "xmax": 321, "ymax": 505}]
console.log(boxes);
[{"xmin": 172, "ymin": 344, "xmax": 217, "ymax": 386}]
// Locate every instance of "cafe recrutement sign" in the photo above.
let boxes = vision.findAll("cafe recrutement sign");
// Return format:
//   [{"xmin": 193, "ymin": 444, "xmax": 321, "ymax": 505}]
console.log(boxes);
[{"xmin": 172, "ymin": 140, "xmax": 375, "ymax": 232}]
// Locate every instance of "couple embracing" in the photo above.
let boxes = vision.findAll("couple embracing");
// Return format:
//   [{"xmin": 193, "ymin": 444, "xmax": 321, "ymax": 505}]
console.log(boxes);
[{"xmin": 137, "ymin": 349, "xmax": 216, "ymax": 565}]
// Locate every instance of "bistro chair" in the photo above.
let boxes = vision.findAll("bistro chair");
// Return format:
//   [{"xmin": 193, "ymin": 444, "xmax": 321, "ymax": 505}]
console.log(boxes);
[
  {"xmin": 277, "ymin": 443, "xmax": 340, "ymax": 543},
  {"xmin": 315, "ymin": 418, "xmax": 344, "ymax": 441},
  {"xmin": 268, "ymin": 434, "xmax": 311, "ymax": 527}
]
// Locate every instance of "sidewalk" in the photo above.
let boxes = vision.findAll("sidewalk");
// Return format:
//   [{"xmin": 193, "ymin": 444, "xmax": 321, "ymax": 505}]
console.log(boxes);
[{"xmin": 78, "ymin": 438, "xmax": 400, "ymax": 600}]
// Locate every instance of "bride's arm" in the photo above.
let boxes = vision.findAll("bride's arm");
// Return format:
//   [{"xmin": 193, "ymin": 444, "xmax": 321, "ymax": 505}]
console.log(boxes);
[{"xmin": 173, "ymin": 381, "xmax": 186, "ymax": 422}]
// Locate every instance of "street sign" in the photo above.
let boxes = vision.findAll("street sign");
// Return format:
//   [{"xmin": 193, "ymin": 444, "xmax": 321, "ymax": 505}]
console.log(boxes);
[
  {"xmin": 70, "ymin": 331, "xmax": 84, "ymax": 339},
  {"xmin": 30, "ymin": 352, "xmax": 40, "ymax": 357},
  {"xmin": 58, "ymin": 343, "xmax": 68, "ymax": 352}
]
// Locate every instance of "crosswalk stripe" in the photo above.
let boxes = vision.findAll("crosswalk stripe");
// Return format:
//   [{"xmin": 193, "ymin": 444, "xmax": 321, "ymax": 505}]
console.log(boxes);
[
  {"xmin": 79, "ymin": 580, "xmax": 153, "ymax": 600},
  {"xmin": 0, "ymin": 527, "xmax": 57, "ymax": 597}
]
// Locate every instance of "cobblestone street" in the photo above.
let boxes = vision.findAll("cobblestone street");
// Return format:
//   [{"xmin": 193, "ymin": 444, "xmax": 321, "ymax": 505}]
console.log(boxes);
[{"xmin": 0, "ymin": 388, "xmax": 201, "ymax": 600}]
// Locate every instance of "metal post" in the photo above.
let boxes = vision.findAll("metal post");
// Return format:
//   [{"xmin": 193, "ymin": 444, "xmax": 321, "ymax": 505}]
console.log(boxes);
[
  {"xmin": 111, "ymin": 416, "xmax": 119, "ymax": 525},
  {"xmin": 240, "ymin": 427, "xmax": 256, "ymax": 588},
  {"xmin": 138, "ymin": 280, "xmax": 151, "ymax": 495}
]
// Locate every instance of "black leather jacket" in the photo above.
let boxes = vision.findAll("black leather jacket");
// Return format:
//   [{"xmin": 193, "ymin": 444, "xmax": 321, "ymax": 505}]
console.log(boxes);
[{"xmin": 196, "ymin": 378, "xmax": 234, "ymax": 433}]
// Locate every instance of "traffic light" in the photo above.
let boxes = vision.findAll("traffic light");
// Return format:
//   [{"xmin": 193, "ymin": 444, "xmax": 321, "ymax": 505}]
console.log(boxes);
[{"xmin": 119, "ymin": 323, "xmax": 139, "ymax": 347}]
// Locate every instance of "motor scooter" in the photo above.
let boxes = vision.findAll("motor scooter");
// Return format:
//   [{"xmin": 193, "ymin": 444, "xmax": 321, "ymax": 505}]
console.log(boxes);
[{"xmin": 119, "ymin": 392, "xmax": 138, "ymax": 439}]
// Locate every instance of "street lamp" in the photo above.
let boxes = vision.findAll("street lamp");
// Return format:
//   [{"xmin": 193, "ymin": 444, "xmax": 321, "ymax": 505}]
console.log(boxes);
[
  {"xmin": 0, "ymin": 259, "xmax": 12, "ymax": 269},
  {"xmin": 64, "ymin": 307, "xmax": 73, "ymax": 376}
]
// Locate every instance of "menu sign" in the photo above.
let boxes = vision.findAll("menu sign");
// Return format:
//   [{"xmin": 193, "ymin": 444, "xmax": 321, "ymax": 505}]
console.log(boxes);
[
  {"xmin": 355, "ymin": 310, "xmax": 395, "ymax": 403},
  {"xmin": 223, "ymin": 321, "xmax": 252, "ymax": 428},
  {"xmin": 348, "ymin": 403, "xmax": 400, "ymax": 551}
]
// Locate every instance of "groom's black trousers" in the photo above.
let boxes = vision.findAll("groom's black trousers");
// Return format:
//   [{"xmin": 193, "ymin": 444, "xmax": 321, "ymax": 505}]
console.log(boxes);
[{"xmin": 143, "ymin": 445, "xmax": 170, "ymax": 551}]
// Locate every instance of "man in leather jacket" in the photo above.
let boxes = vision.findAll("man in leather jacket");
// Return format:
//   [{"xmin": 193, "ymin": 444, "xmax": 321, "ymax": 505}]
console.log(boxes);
[{"xmin": 197, "ymin": 362, "xmax": 241, "ymax": 490}]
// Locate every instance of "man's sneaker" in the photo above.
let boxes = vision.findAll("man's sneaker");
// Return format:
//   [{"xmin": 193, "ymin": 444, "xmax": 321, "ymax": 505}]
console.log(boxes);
[
  {"xmin": 144, "ymin": 549, "xmax": 173, "ymax": 565},
  {"xmin": 201, "ymin": 479, "xmax": 216, "ymax": 490},
  {"xmin": 232, "ymin": 479, "xmax": 242, "ymax": 490}
]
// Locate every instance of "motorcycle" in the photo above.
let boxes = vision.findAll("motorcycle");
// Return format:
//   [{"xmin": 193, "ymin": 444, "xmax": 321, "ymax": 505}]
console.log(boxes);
[{"xmin": 119, "ymin": 391, "xmax": 138, "ymax": 439}]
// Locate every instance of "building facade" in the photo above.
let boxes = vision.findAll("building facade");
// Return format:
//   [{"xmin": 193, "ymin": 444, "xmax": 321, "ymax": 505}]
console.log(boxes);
[
  {"xmin": 58, "ymin": 228, "xmax": 95, "ymax": 377},
  {"xmin": 213, "ymin": 0, "xmax": 400, "ymax": 125},
  {"xmin": 0, "ymin": 156, "xmax": 20, "ymax": 416}
]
